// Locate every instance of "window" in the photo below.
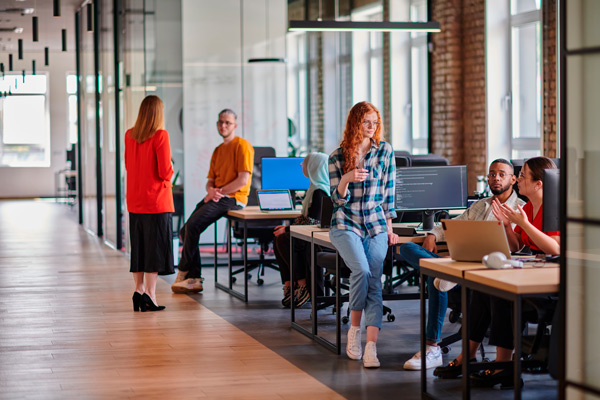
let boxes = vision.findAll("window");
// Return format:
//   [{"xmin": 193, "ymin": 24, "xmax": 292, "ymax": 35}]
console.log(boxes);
[
  {"xmin": 0, "ymin": 75, "xmax": 50, "ymax": 167},
  {"xmin": 66, "ymin": 75, "xmax": 78, "ymax": 145},
  {"xmin": 486, "ymin": 0, "xmax": 542, "ymax": 162},
  {"xmin": 390, "ymin": 0, "xmax": 429, "ymax": 154}
]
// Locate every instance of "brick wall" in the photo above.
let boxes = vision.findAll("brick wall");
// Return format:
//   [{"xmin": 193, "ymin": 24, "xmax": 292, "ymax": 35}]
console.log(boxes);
[{"xmin": 543, "ymin": 0, "xmax": 557, "ymax": 158}]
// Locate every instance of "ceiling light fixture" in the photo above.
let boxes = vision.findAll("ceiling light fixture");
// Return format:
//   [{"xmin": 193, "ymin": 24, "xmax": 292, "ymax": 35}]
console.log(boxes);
[
  {"xmin": 0, "ymin": 7, "xmax": 34, "ymax": 15},
  {"xmin": 18, "ymin": 38, "xmax": 23, "ymax": 59},
  {"xmin": 288, "ymin": 20, "xmax": 441, "ymax": 32},
  {"xmin": 53, "ymin": 0, "xmax": 60, "ymax": 17},
  {"xmin": 32, "ymin": 16, "xmax": 38, "ymax": 41},
  {"xmin": 0, "ymin": 27, "xmax": 23, "ymax": 33},
  {"xmin": 44, "ymin": 47, "xmax": 49, "ymax": 65}
]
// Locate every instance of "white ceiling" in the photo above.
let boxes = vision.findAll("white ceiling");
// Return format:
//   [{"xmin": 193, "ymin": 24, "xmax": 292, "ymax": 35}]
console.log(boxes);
[{"xmin": 0, "ymin": 0, "xmax": 81, "ymax": 56}]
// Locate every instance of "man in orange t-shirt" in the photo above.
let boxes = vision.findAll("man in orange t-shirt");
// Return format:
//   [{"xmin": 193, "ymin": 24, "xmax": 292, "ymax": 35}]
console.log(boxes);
[{"xmin": 172, "ymin": 109, "xmax": 254, "ymax": 294}]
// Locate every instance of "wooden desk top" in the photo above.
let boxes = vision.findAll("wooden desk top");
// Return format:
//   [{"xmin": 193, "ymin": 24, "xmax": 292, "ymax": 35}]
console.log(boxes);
[
  {"xmin": 311, "ymin": 230, "xmax": 427, "ymax": 248},
  {"xmin": 420, "ymin": 258, "xmax": 488, "ymax": 279},
  {"xmin": 227, "ymin": 206, "xmax": 301, "ymax": 220},
  {"xmin": 290, "ymin": 225, "xmax": 328, "ymax": 241},
  {"xmin": 464, "ymin": 268, "xmax": 559, "ymax": 294}
]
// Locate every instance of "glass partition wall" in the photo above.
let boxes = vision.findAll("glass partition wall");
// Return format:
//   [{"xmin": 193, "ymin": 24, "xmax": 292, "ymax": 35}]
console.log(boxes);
[{"xmin": 76, "ymin": 0, "xmax": 183, "ymax": 253}]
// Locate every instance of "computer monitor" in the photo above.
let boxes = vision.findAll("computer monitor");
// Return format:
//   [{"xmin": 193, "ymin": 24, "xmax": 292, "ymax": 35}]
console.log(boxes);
[
  {"xmin": 542, "ymin": 169, "xmax": 560, "ymax": 232},
  {"xmin": 261, "ymin": 157, "xmax": 310, "ymax": 191},
  {"xmin": 395, "ymin": 165, "xmax": 468, "ymax": 230}
]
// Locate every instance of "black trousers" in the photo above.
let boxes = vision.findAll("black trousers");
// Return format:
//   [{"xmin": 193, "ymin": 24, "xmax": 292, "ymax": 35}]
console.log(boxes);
[
  {"xmin": 177, "ymin": 197, "xmax": 240, "ymax": 279},
  {"xmin": 468, "ymin": 290, "xmax": 515, "ymax": 350},
  {"xmin": 273, "ymin": 231, "xmax": 323, "ymax": 294}
]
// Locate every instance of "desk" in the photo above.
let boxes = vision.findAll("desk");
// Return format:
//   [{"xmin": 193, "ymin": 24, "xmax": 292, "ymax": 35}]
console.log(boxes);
[
  {"xmin": 292, "ymin": 229, "xmax": 426, "ymax": 353},
  {"xmin": 419, "ymin": 258, "xmax": 559, "ymax": 400},
  {"xmin": 217, "ymin": 206, "xmax": 300, "ymax": 302}
]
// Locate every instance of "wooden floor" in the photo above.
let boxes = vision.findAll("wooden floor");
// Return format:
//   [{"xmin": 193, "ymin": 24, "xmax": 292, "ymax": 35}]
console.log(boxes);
[{"xmin": 0, "ymin": 200, "xmax": 343, "ymax": 399}]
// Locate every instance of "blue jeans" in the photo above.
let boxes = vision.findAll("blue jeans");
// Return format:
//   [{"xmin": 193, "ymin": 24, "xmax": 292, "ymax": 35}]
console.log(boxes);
[
  {"xmin": 399, "ymin": 242, "xmax": 447, "ymax": 343},
  {"xmin": 329, "ymin": 228, "xmax": 388, "ymax": 329}
]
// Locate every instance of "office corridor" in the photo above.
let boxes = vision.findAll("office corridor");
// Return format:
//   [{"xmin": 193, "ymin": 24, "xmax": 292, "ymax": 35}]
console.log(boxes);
[{"xmin": 0, "ymin": 200, "xmax": 342, "ymax": 399}]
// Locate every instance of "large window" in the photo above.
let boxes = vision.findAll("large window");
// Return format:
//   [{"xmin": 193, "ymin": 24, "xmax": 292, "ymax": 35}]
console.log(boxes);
[
  {"xmin": 486, "ymin": 0, "xmax": 542, "ymax": 162},
  {"xmin": 0, "ymin": 75, "xmax": 50, "ymax": 167}
]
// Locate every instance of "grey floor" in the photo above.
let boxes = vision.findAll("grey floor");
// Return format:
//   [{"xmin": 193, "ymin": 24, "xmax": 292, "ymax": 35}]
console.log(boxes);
[{"xmin": 162, "ymin": 248, "xmax": 558, "ymax": 400}]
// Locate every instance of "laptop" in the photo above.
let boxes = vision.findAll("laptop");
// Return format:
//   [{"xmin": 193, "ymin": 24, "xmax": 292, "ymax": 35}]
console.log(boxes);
[
  {"xmin": 441, "ymin": 219, "xmax": 512, "ymax": 262},
  {"xmin": 257, "ymin": 189, "xmax": 295, "ymax": 212},
  {"xmin": 319, "ymin": 196, "xmax": 334, "ymax": 229}
]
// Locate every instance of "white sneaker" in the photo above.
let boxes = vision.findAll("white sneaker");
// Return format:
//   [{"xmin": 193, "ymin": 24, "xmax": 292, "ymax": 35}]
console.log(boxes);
[
  {"xmin": 173, "ymin": 269, "xmax": 188, "ymax": 284},
  {"xmin": 433, "ymin": 278, "xmax": 458, "ymax": 292},
  {"xmin": 363, "ymin": 341, "xmax": 380, "ymax": 368},
  {"xmin": 171, "ymin": 278, "xmax": 204, "ymax": 294},
  {"xmin": 346, "ymin": 326, "xmax": 362, "ymax": 360},
  {"xmin": 403, "ymin": 345, "xmax": 443, "ymax": 370}
]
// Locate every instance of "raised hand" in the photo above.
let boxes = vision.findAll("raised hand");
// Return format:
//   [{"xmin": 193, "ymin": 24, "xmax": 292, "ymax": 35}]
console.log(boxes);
[
  {"xmin": 273, "ymin": 225, "xmax": 286, "ymax": 237},
  {"xmin": 342, "ymin": 168, "xmax": 369, "ymax": 184}
]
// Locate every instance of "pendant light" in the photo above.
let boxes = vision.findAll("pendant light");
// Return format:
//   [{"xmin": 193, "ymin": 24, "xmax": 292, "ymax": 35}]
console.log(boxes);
[
  {"xmin": 87, "ymin": 3, "xmax": 93, "ymax": 32},
  {"xmin": 44, "ymin": 47, "xmax": 49, "ymax": 66},
  {"xmin": 9, "ymin": 54, "xmax": 13, "ymax": 71},
  {"xmin": 32, "ymin": 16, "xmax": 39, "ymax": 41},
  {"xmin": 53, "ymin": 0, "xmax": 61, "ymax": 17},
  {"xmin": 18, "ymin": 39, "xmax": 23, "ymax": 59},
  {"xmin": 32, "ymin": 60, "xmax": 36, "ymax": 75},
  {"xmin": 62, "ymin": 29, "xmax": 67, "ymax": 51}
]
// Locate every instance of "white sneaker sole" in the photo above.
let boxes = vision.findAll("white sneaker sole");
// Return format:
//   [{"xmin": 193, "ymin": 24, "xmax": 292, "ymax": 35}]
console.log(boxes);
[
  {"xmin": 404, "ymin": 358, "xmax": 443, "ymax": 370},
  {"xmin": 363, "ymin": 360, "xmax": 380, "ymax": 368},
  {"xmin": 346, "ymin": 348, "xmax": 362, "ymax": 360}
]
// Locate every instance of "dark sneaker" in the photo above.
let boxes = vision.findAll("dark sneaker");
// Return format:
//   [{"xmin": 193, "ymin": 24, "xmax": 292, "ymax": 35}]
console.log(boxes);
[
  {"xmin": 293, "ymin": 285, "xmax": 310, "ymax": 308},
  {"xmin": 282, "ymin": 286, "xmax": 292, "ymax": 308},
  {"xmin": 470, "ymin": 368, "xmax": 524, "ymax": 390}
]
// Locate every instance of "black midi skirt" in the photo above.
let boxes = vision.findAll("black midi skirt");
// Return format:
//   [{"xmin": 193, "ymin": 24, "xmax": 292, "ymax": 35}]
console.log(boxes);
[{"xmin": 129, "ymin": 212, "xmax": 175, "ymax": 275}]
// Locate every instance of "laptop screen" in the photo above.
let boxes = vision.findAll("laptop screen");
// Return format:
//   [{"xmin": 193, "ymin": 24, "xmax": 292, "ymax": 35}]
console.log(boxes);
[{"xmin": 257, "ymin": 189, "xmax": 294, "ymax": 211}]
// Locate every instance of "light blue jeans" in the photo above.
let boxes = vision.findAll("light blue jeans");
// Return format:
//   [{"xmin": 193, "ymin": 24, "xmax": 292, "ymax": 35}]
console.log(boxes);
[
  {"xmin": 329, "ymin": 228, "xmax": 388, "ymax": 329},
  {"xmin": 399, "ymin": 242, "xmax": 448, "ymax": 343}
]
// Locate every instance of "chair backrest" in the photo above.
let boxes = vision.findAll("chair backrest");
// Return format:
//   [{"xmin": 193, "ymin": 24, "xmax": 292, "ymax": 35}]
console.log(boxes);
[
  {"xmin": 248, "ymin": 146, "xmax": 276, "ymax": 206},
  {"xmin": 409, "ymin": 154, "xmax": 450, "ymax": 167},
  {"xmin": 395, "ymin": 155, "xmax": 411, "ymax": 167}
]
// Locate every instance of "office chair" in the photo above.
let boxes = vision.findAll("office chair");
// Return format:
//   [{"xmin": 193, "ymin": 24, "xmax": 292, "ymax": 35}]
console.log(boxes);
[
  {"xmin": 172, "ymin": 184, "xmax": 184, "ymax": 236},
  {"xmin": 409, "ymin": 153, "xmax": 450, "ymax": 167},
  {"xmin": 230, "ymin": 146, "xmax": 280, "ymax": 285}
]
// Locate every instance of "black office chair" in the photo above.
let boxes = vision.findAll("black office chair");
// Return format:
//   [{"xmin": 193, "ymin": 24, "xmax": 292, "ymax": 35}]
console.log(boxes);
[
  {"xmin": 409, "ymin": 153, "xmax": 450, "ymax": 167},
  {"xmin": 172, "ymin": 184, "xmax": 184, "ymax": 236},
  {"xmin": 230, "ymin": 146, "xmax": 280, "ymax": 285}
]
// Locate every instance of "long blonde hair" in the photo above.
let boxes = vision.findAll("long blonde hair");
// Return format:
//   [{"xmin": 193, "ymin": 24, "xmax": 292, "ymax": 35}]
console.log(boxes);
[
  {"xmin": 340, "ymin": 102, "xmax": 382, "ymax": 173},
  {"xmin": 130, "ymin": 95, "xmax": 164, "ymax": 143}
]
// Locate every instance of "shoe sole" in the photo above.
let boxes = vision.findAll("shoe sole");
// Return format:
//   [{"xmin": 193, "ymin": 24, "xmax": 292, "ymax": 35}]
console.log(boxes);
[
  {"xmin": 171, "ymin": 286, "xmax": 203, "ymax": 294},
  {"xmin": 346, "ymin": 349, "xmax": 362, "ymax": 360},
  {"xmin": 364, "ymin": 361, "xmax": 380, "ymax": 368}
]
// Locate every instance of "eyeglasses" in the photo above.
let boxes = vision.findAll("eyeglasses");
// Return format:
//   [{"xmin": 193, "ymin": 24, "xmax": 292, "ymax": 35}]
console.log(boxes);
[
  {"xmin": 362, "ymin": 121, "xmax": 379, "ymax": 127},
  {"xmin": 217, "ymin": 120, "xmax": 235, "ymax": 126},
  {"xmin": 518, "ymin": 171, "xmax": 528, "ymax": 179},
  {"xmin": 487, "ymin": 172, "xmax": 512, "ymax": 179}
]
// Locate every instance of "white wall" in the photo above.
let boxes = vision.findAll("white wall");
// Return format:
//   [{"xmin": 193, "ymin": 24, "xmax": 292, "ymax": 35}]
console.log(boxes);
[{"xmin": 0, "ymin": 51, "xmax": 76, "ymax": 198}]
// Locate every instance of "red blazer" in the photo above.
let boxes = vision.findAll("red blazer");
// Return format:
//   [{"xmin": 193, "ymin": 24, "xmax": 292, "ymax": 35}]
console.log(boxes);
[{"xmin": 125, "ymin": 129, "xmax": 174, "ymax": 214}]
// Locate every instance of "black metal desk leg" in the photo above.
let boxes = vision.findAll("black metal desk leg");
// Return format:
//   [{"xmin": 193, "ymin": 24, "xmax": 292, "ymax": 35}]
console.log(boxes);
[
  {"xmin": 514, "ymin": 297, "xmax": 523, "ymax": 400},
  {"xmin": 420, "ymin": 272, "xmax": 427, "ymax": 394},
  {"xmin": 335, "ymin": 252, "xmax": 341, "ymax": 355},
  {"xmin": 461, "ymin": 286, "xmax": 471, "ymax": 400},
  {"xmin": 243, "ymin": 220, "xmax": 248, "ymax": 302},
  {"xmin": 227, "ymin": 219, "xmax": 232, "ymax": 288},
  {"xmin": 290, "ymin": 235, "xmax": 296, "ymax": 322},
  {"xmin": 311, "ymin": 238, "xmax": 317, "ymax": 334}
]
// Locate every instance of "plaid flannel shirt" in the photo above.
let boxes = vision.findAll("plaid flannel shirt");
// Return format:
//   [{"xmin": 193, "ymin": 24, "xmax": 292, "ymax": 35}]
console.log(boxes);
[{"xmin": 329, "ymin": 141, "xmax": 397, "ymax": 238}]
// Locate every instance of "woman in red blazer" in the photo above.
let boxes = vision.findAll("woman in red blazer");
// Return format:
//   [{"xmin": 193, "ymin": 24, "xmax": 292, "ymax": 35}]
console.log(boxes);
[{"xmin": 125, "ymin": 95, "xmax": 174, "ymax": 311}]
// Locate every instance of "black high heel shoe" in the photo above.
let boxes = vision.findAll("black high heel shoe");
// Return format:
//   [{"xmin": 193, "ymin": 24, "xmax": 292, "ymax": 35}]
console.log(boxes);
[
  {"xmin": 140, "ymin": 293, "xmax": 166, "ymax": 312},
  {"xmin": 132, "ymin": 292, "xmax": 143, "ymax": 311}
]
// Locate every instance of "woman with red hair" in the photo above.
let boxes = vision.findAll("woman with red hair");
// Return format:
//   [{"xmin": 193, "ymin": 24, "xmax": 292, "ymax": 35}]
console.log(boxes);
[{"xmin": 328, "ymin": 102, "xmax": 399, "ymax": 368}]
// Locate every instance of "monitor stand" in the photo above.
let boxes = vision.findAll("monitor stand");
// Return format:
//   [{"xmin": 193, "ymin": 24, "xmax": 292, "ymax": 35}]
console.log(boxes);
[{"xmin": 421, "ymin": 210, "xmax": 435, "ymax": 231}]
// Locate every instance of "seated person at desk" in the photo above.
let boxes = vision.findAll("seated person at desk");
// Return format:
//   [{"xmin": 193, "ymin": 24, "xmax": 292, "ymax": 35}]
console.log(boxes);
[
  {"xmin": 400, "ymin": 159, "xmax": 525, "ymax": 370},
  {"xmin": 329, "ymin": 102, "xmax": 400, "ymax": 368},
  {"xmin": 435, "ymin": 156, "xmax": 559, "ymax": 388},
  {"xmin": 273, "ymin": 152, "xmax": 330, "ymax": 308},
  {"xmin": 171, "ymin": 109, "xmax": 254, "ymax": 294}
]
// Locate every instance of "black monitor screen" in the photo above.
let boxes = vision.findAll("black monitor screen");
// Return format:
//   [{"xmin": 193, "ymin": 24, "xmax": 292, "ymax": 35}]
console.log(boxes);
[
  {"xmin": 395, "ymin": 165, "xmax": 468, "ymax": 211},
  {"xmin": 261, "ymin": 157, "xmax": 310, "ymax": 191},
  {"xmin": 542, "ymin": 169, "xmax": 560, "ymax": 232}
]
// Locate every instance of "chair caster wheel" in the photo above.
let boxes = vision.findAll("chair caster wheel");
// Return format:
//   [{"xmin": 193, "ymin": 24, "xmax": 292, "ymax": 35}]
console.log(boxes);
[
  {"xmin": 257, "ymin": 278, "xmax": 264, "ymax": 285},
  {"xmin": 441, "ymin": 346, "xmax": 450, "ymax": 354},
  {"xmin": 232, "ymin": 277, "xmax": 237, "ymax": 283},
  {"xmin": 387, "ymin": 314, "xmax": 395, "ymax": 322},
  {"xmin": 342, "ymin": 316, "xmax": 349, "ymax": 324},
  {"xmin": 247, "ymin": 274, "xmax": 252, "ymax": 280}
]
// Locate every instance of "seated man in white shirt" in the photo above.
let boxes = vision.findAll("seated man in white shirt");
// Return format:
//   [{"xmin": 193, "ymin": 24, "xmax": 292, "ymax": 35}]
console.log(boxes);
[{"xmin": 400, "ymin": 159, "xmax": 524, "ymax": 370}]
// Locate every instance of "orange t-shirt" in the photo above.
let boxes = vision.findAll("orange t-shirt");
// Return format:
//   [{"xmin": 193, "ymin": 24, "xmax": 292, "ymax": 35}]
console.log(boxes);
[
  {"xmin": 208, "ymin": 136, "xmax": 254, "ymax": 205},
  {"xmin": 125, "ymin": 129, "xmax": 175, "ymax": 214}
]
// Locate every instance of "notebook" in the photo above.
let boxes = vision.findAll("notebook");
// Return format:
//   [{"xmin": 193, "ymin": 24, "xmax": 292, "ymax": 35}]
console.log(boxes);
[
  {"xmin": 441, "ymin": 219, "xmax": 512, "ymax": 262},
  {"xmin": 257, "ymin": 189, "xmax": 295, "ymax": 212}
]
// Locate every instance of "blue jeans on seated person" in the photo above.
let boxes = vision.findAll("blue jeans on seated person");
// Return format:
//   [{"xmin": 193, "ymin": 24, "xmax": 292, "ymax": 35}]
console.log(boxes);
[
  {"xmin": 329, "ymin": 228, "xmax": 388, "ymax": 330},
  {"xmin": 399, "ymin": 242, "xmax": 447, "ymax": 343}
]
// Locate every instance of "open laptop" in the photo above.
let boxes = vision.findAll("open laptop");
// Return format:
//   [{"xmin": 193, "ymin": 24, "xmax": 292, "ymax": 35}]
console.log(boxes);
[
  {"xmin": 257, "ymin": 189, "xmax": 295, "ymax": 213},
  {"xmin": 441, "ymin": 219, "xmax": 511, "ymax": 262}
]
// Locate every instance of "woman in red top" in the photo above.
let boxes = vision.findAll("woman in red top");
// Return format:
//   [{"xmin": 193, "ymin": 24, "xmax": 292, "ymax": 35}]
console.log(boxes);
[
  {"xmin": 493, "ymin": 156, "xmax": 560, "ymax": 255},
  {"xmin": 125, "ymin": 95, "xmax": 174, "ymax": 312}
]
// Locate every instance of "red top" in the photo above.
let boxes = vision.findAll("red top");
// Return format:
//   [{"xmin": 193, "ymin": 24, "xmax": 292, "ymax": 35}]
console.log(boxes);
[
  {"xmin": 514, "ymin": 201, "xmax": 560, "ymax": 252},
  {"xmin": 125, "ymin": 129, "xmax": 174, "ymax": 214}
]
